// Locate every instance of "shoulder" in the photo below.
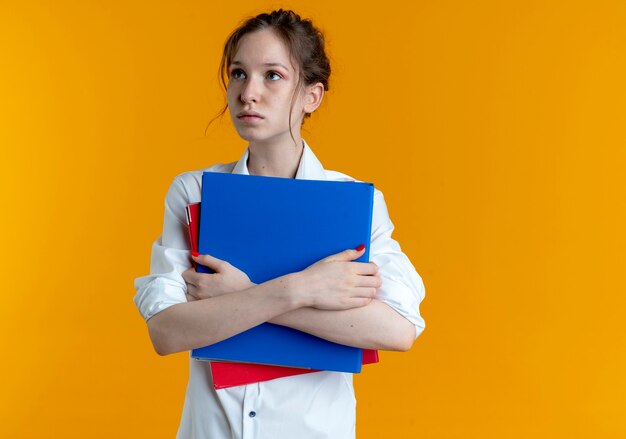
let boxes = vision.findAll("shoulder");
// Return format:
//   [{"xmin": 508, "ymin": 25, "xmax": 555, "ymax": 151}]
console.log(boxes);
[
  {"xmin": 324, "ymin": 167, "xmax": 392, "ymax": 246},
  {"xmin": 172, "ymin": 161, "xmax": 237, "ymax": 187},
  {"xmin": 323, "ymin": 169, "xmax": 356, "ymax": 182},
  {"xmin": 323, "ymin": 169, "xmax": 386, "ymax": 204},
  {"xmin": 168, "ymin": 162, "xmax": 237, "ymax": 204}
]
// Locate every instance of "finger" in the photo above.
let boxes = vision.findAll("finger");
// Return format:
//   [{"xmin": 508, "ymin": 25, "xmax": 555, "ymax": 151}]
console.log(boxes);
[
  {"xmin": 182, "ymin": 267, "xmax": 200, "ymax": 285},
  {"xmin": 322, "ymin": 245, "xmax": 366, "ymax": 263},
  {"xmin": 185, "ymin": 283, "xmax": 197, "ymax": 295},
  {"xmin": 183, "ymin": 267, "xmax": 212, "ymax": 286},
  {"xmin": 345, "ymin": 297, "xmax": 373, "ymax": 308},
  {"xmin": 191, "ymin": 252, "xmax": 228, "ymax": 272},
  {"xmin": 352, "ymin": 287, "xmax": 378, "ymax": 299},
  {"xmin": 351, "ymin": 262, "xmax": 379, "ymax": 275},
  {"xmin": 353, "ymin": 275, "xmax": 382, "ymax": 289}
]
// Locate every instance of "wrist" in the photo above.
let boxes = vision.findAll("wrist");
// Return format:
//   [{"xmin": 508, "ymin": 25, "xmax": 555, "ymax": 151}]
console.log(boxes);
[{"xmin": 281, "ymin": 272, "xmax": 310, "ymax": 309}]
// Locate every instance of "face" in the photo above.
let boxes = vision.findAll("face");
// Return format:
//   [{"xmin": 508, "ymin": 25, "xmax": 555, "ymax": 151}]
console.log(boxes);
[{"xmin": 227, "ymin": 29, "xmax": 310, "ymax": 145}]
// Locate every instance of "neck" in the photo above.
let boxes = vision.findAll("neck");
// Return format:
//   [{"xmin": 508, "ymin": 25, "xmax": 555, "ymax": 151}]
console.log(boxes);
[{"xmin": 247, "ymin": 136, "xmax": 304, "ymax": 179}]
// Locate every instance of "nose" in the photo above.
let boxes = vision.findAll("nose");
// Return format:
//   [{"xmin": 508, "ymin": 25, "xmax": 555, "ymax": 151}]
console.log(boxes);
[{"xmin": 240, "ymin": 77, "xmax": 260, "ymax": 104}]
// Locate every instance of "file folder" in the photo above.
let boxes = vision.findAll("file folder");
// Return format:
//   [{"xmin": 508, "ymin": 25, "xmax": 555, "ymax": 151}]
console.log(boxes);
[
  {"xmin": 190, "ymin": 172, "xmax": 374, "ymax": 373},
  {"xmin": 186, "ymin": 202, "xmax": 379, "ymax": 388},
  {"xmin": 209, "ymin": 349, "xmax": 380, "ymax": 389}
]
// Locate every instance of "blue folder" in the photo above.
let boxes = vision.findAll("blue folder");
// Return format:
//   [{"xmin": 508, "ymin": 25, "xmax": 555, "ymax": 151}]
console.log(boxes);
[{"xmin": 191, "ymin": 172, "xmax": 374, "ymax": 373}]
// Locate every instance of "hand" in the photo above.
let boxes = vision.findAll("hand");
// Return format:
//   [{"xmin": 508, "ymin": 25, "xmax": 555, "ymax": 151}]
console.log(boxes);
[
  {"xmin": 183, "ymin": 253, "xmax": 255, "ymax": 302},
  {"xmin": 291, "ymin": 246, "xmax": 382, "ymax": 311}
]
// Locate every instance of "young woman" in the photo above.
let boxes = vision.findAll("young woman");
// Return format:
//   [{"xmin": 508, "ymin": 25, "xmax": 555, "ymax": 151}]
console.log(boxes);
[{"xmin": 134, "ymin": 9, "xmax": 425, "ymax": 439}]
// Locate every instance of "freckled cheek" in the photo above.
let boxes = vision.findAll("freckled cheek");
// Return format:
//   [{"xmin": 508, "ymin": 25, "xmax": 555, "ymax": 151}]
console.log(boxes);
[
  {"xmin": 227, "ymin": 83, "xmax": 243, "ymax": 98},
  {"xmin": 226, "ymin": 88, "xmax": 236, "ymax": 102}
]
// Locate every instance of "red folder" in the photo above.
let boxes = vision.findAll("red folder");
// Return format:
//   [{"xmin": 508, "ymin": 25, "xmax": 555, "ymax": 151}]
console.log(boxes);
[
  {"xmin": 185, "ymin": 203, "xmax": 379, "ymax": 389},
  {"xmin": 210, "ymin": 350, "xmax": 379, "ymax": 389}
]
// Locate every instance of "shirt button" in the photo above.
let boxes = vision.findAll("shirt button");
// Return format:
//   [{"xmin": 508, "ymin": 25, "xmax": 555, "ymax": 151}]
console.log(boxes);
[{"xmin": 249, "ymin": 411, "xmax": 256, "ymax": 418}]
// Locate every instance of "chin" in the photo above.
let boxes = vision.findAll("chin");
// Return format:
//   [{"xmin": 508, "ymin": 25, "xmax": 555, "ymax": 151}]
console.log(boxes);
[
  {"xmin": 235, "ymin": 128, "xmax": 279, "ymax": 144},
  {"xmin": 236, "ymin": 131, "xmax": 265, "ymax": 143},
  {"xmin": 232, "ymin": 125, "xmax": 256, "ymax": 140}
]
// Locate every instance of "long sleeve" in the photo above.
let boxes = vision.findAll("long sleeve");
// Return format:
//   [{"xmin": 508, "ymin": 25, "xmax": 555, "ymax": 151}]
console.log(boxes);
[
  {"xmin": 369, "ymin": 189, "xmax": 426, "ymax": 339},
  {"xmin": 133, "ymin": 174, "xmax": 199, "ymax": 321}
]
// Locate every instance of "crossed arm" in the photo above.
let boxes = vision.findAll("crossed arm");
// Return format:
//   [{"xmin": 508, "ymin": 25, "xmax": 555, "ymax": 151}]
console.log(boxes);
[
  {"xmin": 147, "ymin": 247, "xmax": 416, "ymax": 356},
  {"xmin": 267, "ymin": 300, "xmax": 415, "ymax": 351}
]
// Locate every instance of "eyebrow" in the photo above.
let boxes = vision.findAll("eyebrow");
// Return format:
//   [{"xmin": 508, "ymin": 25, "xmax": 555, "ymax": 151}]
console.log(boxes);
[{"xmin": 230, "ymin": 61, "xmax": 290, "ymax": 71}]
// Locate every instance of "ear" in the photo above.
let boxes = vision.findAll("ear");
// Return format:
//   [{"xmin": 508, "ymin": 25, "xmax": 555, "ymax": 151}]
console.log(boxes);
[{"xmin": 303, "ymin": 82, "xmax": 325, "ymax": 114}]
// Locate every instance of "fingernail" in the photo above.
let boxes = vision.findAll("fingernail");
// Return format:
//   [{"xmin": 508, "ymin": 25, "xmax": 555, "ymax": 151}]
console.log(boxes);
[
  {"xmin": 355, "ymin": 244, "xmax": 365, "ymax": 252},
  {"xmin": 191, "ymin": 250, "xmax": 200, "ymax": 257}
]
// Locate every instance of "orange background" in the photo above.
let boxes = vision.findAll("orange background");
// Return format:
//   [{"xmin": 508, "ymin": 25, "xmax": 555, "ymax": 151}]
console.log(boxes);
[{"xmin": 2, "ymin": 1, "xmax": 625, "ymax": 437}]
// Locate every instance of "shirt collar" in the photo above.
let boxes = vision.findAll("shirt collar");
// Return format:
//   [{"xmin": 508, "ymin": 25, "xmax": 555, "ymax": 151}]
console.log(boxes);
[{"xmin": 231, "ymin": 139, "xmax": 327, "ymax": 180}]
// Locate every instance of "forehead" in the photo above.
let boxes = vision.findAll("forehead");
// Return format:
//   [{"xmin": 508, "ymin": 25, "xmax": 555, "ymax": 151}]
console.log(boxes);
[{"xmin": 232, "ymin": 29, "xmax": 293, "ymax": 68}]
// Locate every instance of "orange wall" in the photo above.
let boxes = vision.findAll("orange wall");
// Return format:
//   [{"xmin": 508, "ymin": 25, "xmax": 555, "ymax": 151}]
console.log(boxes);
[{"xmin": 1, "ymin": 1, "xmax": 625, "ymax": 437}]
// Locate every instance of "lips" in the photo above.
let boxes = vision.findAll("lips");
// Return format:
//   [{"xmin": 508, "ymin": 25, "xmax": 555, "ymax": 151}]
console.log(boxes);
[{"xmin": 237, "ymin": 111, "xmax": 263, "ymax": 119}]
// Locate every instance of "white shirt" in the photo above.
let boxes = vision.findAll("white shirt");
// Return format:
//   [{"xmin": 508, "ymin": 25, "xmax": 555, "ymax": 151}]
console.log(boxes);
[{"xmin": 134, "ymin": 141, "xmax": 426, "ymax": 439}]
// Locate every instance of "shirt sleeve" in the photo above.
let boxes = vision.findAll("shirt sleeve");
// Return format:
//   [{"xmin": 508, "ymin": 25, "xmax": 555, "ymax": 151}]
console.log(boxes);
[
  {"xmin": 133, "ymin": 176, "xmax": 193, "ymax": 322},
  {"xmin": 370, "ymin": 189, "xmax": 426, "ymax": 339}
]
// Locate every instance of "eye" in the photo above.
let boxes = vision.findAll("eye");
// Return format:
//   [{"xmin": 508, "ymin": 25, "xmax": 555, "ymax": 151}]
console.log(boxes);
[
  {"xmin": 267, "ymin": 71, "xmax": 283, "ymax": 81},
  {"xmin": 230, "ymin": 68, "xmax": 246, "ymax": 80}
]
